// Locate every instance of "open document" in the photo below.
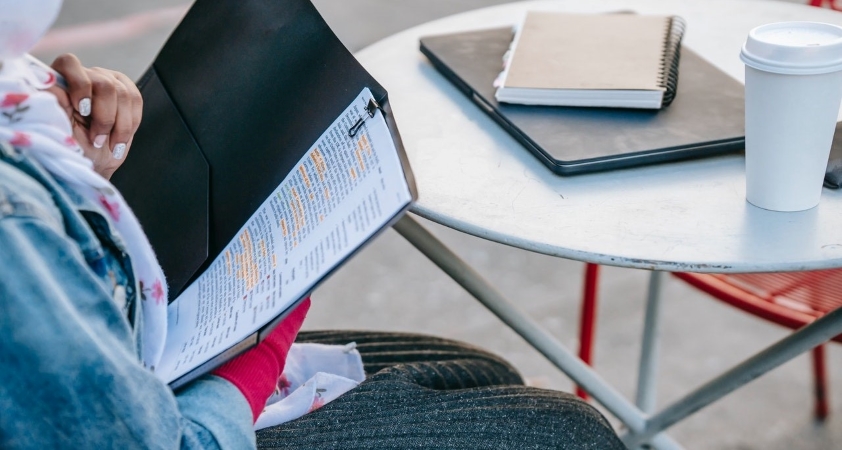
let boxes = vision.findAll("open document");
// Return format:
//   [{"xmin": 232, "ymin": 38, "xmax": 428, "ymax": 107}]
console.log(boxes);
[{"xmin": 156, "ymin": 88, "xmax": 414, "ymax": 387}]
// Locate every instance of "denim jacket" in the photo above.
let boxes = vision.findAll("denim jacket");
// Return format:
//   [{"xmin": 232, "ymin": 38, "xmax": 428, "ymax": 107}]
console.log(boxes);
[{"xmin": 0, "ymin": 143, "xmax": 255, "ymax": 449}]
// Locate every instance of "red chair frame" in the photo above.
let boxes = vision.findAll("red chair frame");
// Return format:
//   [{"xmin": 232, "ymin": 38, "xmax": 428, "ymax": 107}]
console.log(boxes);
[
  {"xmin": 811, "ymin": 0, "xmax": 842, "ymax": 11},
  {"xmin": 576, "ymin": 264, "xmax": 842, "ymax": 420}
]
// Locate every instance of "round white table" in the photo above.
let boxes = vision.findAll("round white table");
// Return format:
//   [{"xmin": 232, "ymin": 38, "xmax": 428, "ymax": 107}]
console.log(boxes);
[
  {"xmin": 358, "ymin": 0, "xmax": 842, "ymax": 274},
  {"xmin": 356, "ymin": 1, "xmax": 842, "ymax": 448}
]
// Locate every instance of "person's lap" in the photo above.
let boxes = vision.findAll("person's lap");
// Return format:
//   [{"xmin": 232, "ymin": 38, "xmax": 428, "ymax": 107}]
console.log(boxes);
[{"xmin": 256, "ymin": 331, "xmax": 625, "ymax": 450}]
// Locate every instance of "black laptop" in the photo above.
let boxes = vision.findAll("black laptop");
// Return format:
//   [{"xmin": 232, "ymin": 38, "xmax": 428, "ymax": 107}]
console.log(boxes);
[{"xmin": 419, "ymin": 27, "xmax": 747, "ymax": 175}]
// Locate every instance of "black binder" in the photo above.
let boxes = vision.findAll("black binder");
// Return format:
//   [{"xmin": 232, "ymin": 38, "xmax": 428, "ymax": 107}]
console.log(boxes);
[
  {"xmin": 112, "ymin": 0, "xmax": 416, "ymax": 305},
  {"xmin": 419, "ymin": 27, "xmax": 747, "ymax": 175}
]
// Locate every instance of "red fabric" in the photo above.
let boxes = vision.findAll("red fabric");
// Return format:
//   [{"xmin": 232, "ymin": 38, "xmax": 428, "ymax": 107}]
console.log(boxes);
[{"xmin": 213, "ymin": 298, "xmax": 311, "ymax": 421}]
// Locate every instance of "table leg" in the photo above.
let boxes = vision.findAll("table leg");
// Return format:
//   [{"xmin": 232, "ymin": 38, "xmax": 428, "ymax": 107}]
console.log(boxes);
[
  {"xmin": 636, "ymin": 271, "xmax": 663, "ymax": 414},
  {"xmin": 393, "ymin": 215, "xmax": 684, "ymax": 449},
  {"xmin": 622, "ymin": 304, "xmax": 842, "ymax": 448}
]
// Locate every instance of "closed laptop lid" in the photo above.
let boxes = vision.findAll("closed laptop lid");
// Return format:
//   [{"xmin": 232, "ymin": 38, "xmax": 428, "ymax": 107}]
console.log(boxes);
[{"xmin": 419, "ymin": 27, "xmax": 746, "ymax": 174}]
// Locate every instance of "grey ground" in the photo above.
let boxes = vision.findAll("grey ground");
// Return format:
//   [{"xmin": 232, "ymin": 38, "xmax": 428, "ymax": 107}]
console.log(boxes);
[{"xmin": 44, "ymin": 1, "xmax": 841, "ymax": 449}]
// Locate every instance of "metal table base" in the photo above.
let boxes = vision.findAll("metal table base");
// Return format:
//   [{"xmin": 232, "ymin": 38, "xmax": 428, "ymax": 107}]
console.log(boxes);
[{"xmin": 394, "ymin": 215, "xmax": 842, "ymax": 449}]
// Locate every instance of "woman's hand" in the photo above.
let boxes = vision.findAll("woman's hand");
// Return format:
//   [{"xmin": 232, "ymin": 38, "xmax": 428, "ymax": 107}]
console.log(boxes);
[{"xmin": 47, "ymin": 53, "xmax": 142, "ymax": 180}]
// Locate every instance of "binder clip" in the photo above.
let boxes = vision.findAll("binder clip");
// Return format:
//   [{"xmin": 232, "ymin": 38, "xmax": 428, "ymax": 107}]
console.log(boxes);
[{"xmin": 348, "ymin": 98, "xmax": 382, "ymax": 138}]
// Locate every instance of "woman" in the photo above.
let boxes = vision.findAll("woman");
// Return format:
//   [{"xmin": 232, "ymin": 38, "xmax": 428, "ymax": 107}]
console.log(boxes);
[{"xmin": 0, "ymin": 1, "xmax": 625, "ymax": 448}]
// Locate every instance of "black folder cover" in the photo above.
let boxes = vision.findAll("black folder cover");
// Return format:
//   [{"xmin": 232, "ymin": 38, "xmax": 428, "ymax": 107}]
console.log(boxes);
[
  {"xmin": 112, "ymin": 0, "xmax": 417, "ymax": 301},
  {"xmin": 419, "ymin": 28, "xmax": 746, "ymax": 175}
]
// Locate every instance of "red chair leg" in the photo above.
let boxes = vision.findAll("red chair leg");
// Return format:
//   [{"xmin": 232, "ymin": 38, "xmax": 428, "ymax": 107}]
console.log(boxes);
[
  {"xmin": 812, "ymin": 345, "xmax": 830, "ymax": 421},
  {"xmin": 812, "ymin": 0, "xmax": 842, "ymax": 11},
  {"xmin": 577, "ymin": 263, "xmax": 600, "ymax": 400}
]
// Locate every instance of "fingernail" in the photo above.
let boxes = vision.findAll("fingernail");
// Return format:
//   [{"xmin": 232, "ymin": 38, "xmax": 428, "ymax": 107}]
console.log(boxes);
[
  {"xmin": 93, "ymin": 135, "xmax": 107, "ymax": 148},
  {"xmin": 112, "ymin": 143, "xmax": 127, "ymax": 160},
  {"xmin": 79, "ymin": 98, "xmax": 91, "ymax": 117}
]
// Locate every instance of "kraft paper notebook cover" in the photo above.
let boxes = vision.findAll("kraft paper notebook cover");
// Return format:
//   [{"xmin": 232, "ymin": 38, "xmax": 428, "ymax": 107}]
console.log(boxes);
[
  {"xmin": 111, "ymin": 0, "xmax": 417, "ymax": 388},
  {"xmin": 495, "ymin": 12, "xmax": 685, "ymax": 109},
  {"xmin": 419, "ymin": 27, "xmax": 746, "ymax": 175}
]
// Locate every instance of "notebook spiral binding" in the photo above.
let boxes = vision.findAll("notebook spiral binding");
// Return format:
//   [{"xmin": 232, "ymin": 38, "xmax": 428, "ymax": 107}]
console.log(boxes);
[{"xmin": 657, "ymin": 16, "xmax": 686, "ymax": 107}]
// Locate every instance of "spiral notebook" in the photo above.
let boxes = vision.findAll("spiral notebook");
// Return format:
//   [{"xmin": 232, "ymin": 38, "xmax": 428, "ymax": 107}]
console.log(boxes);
[{"xmin": 495, "ymin": 12, "xmax": 685, "ymax": 109}]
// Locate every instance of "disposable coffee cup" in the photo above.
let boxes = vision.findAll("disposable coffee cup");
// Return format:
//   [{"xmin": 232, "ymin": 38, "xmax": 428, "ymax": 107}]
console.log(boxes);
[{"xmin": 741, "ymin": 22, "xmax": 842, "ymax": 212}]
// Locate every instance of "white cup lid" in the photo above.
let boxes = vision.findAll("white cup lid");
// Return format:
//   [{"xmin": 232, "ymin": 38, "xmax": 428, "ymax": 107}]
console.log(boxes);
[{"xmin": 741, "ymin": 21, "xmax": 842, "ymax": 75}]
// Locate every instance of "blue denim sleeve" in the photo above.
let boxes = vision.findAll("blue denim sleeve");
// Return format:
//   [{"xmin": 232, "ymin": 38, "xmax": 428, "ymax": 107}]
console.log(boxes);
[{"xmin": 0, "ymin": 210, "xmax": 255, "ymax": 448}]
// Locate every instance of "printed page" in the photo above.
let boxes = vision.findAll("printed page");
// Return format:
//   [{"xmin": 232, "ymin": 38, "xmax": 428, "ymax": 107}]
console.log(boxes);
[{"xmin": 156, "ymin": 88, "xmax": 412, "ymax": 383}]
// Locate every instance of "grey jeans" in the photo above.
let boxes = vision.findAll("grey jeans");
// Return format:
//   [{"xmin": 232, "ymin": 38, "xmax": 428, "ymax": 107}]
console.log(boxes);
[{"xmin": 256, "ymin": 331, "xmax": 625, "ymax": 449}]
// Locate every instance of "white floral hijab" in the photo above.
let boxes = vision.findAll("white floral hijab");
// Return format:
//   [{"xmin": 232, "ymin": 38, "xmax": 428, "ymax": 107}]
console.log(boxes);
[{"xmin": 0, "ymin": 0, "xmax": 168, "ymax": 370}]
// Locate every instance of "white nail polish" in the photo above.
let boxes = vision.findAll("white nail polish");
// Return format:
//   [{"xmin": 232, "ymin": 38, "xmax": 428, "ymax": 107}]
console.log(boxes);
[
  {"xmin": 79, "ymin": 98, "xmax": 91, "ymax": 117},
  {"xmin": 112, "ymin": 143, "xmax": 127, "ymax": 160},
  {"xmin": 93, "ymin": 135, "xmax": 107, "ymax": 148}
]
